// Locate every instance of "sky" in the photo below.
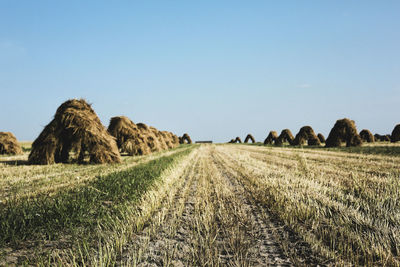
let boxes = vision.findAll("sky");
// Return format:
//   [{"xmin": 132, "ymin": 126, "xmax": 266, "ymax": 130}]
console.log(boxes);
[{"xmin": 1, "ymin": 1, "xmax": 399, "ymax": 142}]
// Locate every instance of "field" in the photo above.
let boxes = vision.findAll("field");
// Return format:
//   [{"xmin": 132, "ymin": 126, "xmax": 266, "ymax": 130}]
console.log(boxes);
[{"xmin": 1, "ymin": 143, "xmax": 400, "ymax": 266}]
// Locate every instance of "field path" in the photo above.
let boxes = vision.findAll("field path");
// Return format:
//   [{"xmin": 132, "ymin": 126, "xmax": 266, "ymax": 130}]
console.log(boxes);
[{"xmin": 116, "ymin": 145, "xmax": 309, "ymax": 266}]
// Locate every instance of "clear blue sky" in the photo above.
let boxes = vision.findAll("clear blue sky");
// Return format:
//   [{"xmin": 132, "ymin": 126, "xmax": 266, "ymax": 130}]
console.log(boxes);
[{"xmin": 1, "ymin": 1, "xmax": 399, "ymax": 142}]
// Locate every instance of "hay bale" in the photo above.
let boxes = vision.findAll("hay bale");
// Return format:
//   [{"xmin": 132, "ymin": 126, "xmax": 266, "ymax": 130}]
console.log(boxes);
[
  {"xmin": 293, "ymin": 126, "xmax": 321, "ymax": 146},
  {"xmin": 244, "ymin": 134, "xmax": 255, "ymax": 143},
  {"xmin": 325, "ymin": 118, "xmax": 362, "ymax": 147},
  {"xmin": 0, "ymin": 132, "xmax": 23, "ymax": 155},
  {"xmin": 359, "ymin": 129, "xmax": 375, "ymax": 143},
  {"xmin": 29, "ymin": 99, "xmax": 121, "ymax": 164},
  {"xmin": 275, "ymin": 129, "xmax": 294, "ymax": 146},
  {"xmin": 264, "ymin": 131, "xmax": 278, "ymax": 145},
  {"xmin": 391, "ymin": 124, "xmax": 400, "ymax": 142},
  {"xmin": 181, "ymin": 133, "xmax": 192, "ymax": 144},
  {"xmin": 317, "ymin": 133, "xmax": 326, "ymax": 143}
]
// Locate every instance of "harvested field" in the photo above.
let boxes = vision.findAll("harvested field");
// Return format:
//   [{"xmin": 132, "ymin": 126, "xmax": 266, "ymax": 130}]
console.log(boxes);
[{"xmin": 1, "ymin": 143, "xmax": 400, "ymax": 266}]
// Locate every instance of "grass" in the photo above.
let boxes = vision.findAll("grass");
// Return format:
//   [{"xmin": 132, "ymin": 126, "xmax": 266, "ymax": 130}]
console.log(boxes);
[{"xmin": 0, "ymin": 145, "xmax": 194, "ymax": 265}]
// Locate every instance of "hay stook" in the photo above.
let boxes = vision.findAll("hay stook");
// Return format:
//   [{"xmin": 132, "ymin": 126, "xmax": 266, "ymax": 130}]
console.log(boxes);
[
  {"xmin": 29, "ymin": 99, "xmax": 121, "ymax": 165},
  {"xmin": 264, "ymin": 131, "xmax": 278, "ymax": 145},
  {"xmin": 244, "ymin": 134, "xmax": 255, "ymax": 143},
  {"xmin": 359, "ymin": 129, "xmax": 375, "ymax": 143},
  {"xmin": 0, "ymin": 132, "xmax": 23, "ymax": 155},
  {"xmin": 292, "ymin": 126, "xmax": 321, "ymax": 146},
  {"xmin": 275, "ymin": 129, "xmax": 294, "ymax": 146},
  {"xmin": 108, "ymin": 116, "xmax": 151, "ymax": 156},
  {"xmin": 180, "ymin": 133, "xmax": 192, "ymax": 144},
  {"xmin": 325, "ymin": 118, "xmax": 362, "ymax": 147},
  {"xmin": 391, "ymin": 124, "xmax": 400, "ymax": 142}
]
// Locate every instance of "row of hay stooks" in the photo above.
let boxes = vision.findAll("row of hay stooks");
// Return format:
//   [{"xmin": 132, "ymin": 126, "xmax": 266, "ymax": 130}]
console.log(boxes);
[
  {"xmin": 229, "ymin": 118, "xmax": 400, "ymax": 147},
  {"xmin": 0, "ymin": 99, "xmax": 192, "ymax": 164}
]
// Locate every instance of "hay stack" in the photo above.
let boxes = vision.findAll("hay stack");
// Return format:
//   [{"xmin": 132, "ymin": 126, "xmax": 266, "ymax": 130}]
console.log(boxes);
[
  {"xmin": 29, "ymin": 99, "xmax": 121, "ymax": 164},
  {"xmin": 391, "ymin": 124, "xmax": 400, "ymax": 142},
  {"xmin": 234, "ymin": 137, "xmax": 242, "ymax": 143},
  {"xmin": 317, "ymin": 133, "xmax": 326, "ymax": 143},
  {"xmin": 0, "ymin": 132, "xmax": 23, "ymax": 155},
  {"xmin": 181, "ymin": 133, "xmax": 192, "ymax": 144},
  {"xmin": 275, "ymin": 129, "xmax": 294, "ymax": 146},
  {"xmin": 108, "ymin": 117, "xmax": 152, "ymax": 156},
  {"xmin": 228, "ymin": 139, "xmax": 235, "ymax": 143},
  {"xmin": 292, "ymin": 126, "xmax": 321, "ymax": 146},
  {"xmin": 264, "ymin": 131, "xmax": 278, "ymax": 145},
  {"xmin": 244, "ymin": 134, "xmax": 255, "ymax": 143},
  {"xmin": 325, "ymin": 118, "xmax": 362, "ymax": 147},
  {"xmin": 360, "ymin": 129, "xmax": 375, "ymax": 143}
]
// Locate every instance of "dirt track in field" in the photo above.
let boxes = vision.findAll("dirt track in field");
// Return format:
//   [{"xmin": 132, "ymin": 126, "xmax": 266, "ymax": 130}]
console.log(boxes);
[{"xmin": 117, "ymin": 145, "xmax": 324, "ymax": 266}]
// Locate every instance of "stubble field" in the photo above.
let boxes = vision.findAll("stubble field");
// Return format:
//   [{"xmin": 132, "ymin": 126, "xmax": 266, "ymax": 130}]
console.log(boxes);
[{"xmin": 1, "ymin": 143, "xmax": 399, "ymax": 266}]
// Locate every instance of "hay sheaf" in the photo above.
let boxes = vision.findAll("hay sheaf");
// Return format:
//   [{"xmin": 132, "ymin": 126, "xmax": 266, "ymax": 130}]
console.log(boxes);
[
  {"xmin": 317, "ymin": 133, "xmax": 326, "ymax": 143},
  {"xmin": 325, "ymin": 118, "xmax": 362, "ymax": 147},
  {"xmin": 0, "ymin": 132, "xmax": 23, "ymax": 155},
  {"xmin": 275, "ymin": 129, "xmax": 294, "ymax": 146},
  {"xmin": 264, "ymin": 131, "xmax": 278, "ymax": 145},
  {"xmin": 360, "ymin": 129, "xmax": 375, "ymax": 143},
  {"xmin": 180, "ymin": 133, "xmax": 192, "ymax": 144},
  {"xmin": 292, "ymin": 126, "xmax": 321, "ymax": 146},
  {"xmin": 244, "ymin": 134, "xmax": 255, "ymax": 143},
  {"xmin": 29, "ymin": 99, "xmax": 121, "ymax": 165},
  {"xmin": 391, "ymin": 124, "xmax": 400, "ymax": 142}
]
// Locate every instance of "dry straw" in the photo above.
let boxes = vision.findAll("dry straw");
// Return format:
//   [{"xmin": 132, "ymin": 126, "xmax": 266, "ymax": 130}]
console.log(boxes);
[
  {"xmin": 244, "ymin": 134, "xmax": 255, "ymax": 143},
  {"xmin": 325, "ymin": 118, "xmax": 362, "ymax": 147},
  {"xmin": 264, "ymin": 131, "xmax": 278, "ymax": 145},
  {"xmin": 359, "ymin": 129, "xmax": 375, "ymax": 143},
  {"xmin": 0, "ymin": 132, "xmax": 23, "ymax": 155},
  {"xmin": 275, "ymin": 129, "xmax": 294, "ymax": 146},
  {"xmin": 29, "ymin": 99, "xmax": 121, "ymax": 164},
  {"xmin": 292, "ymin": 126, "xmax": 321, "ymax": 146}
]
